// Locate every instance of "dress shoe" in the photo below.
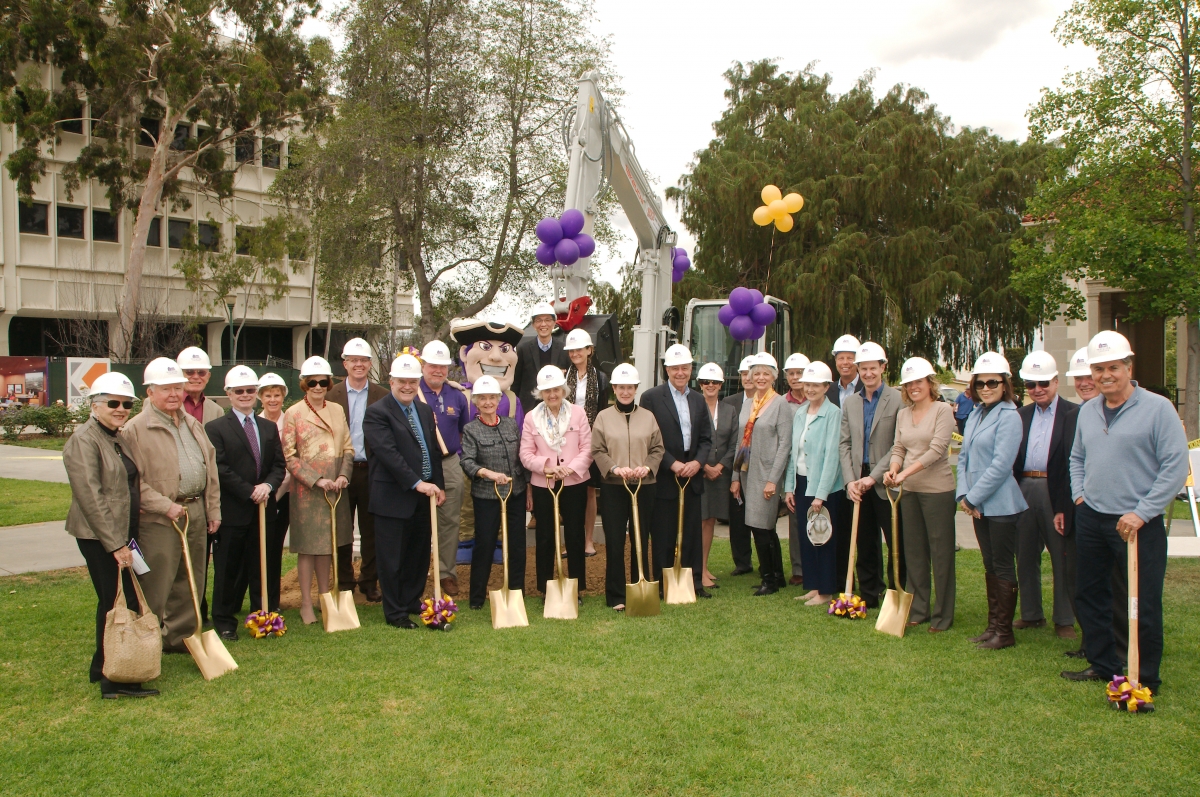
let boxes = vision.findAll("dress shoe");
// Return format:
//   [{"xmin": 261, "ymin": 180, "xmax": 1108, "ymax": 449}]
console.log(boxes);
[
  {"xmin": 1013, "ymin": 618, "xmax": 1046, "ymax": 629},
  {"xmin": 163, "ymin": 644, "xmax": 190, "ymax": 655},
  {"xmin": 696, "ymin": 588, "xmax": 713, "ymax": 598},
  {"xmin": 360, "ymin": 584, "xmax": 382, "ymax": 602},
  {"xmin": 441, "ymin": 577, "xmax": 458, "ymax": 596},
  {"xmin": 469, "ymin": 602, "xmax": 484, "ymax": 610},
  {"xmin": 218, "ymin": 629, "xmax": 238, "ymax": 642},
  {"xmin": 1064, "ymin": 648, "xmax": 1088, "ymax": 659},
  {"xmin": 730, "ymin": 566, "xmax": 753, "ymax": 576},
  {"xmin": 389, "ymin": 616, "xmax": 419, "ymax": 629},
  {"xmin": 788, "ymin": 575, "xmax": 804, "ymax": 586},
  {"xmin": 1055, "ymin": 624, "xmax": 1077, "ymax": 639},
  {"xmin": 1061, "ymin": 667, "xmax": 1104, "ymax": 682},
  {"xmin": 753, "ymin": 582, "xmax": 778, "ymax": 596},
  {"xmin": 100, "ymin": 679, "xmax": 159, "ymax": 699}
]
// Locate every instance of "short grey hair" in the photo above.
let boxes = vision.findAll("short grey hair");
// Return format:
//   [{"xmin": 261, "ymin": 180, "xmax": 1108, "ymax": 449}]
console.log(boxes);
[{"xmin": 89, "ymin": 393, "xmax": 113, "ymax": 405}]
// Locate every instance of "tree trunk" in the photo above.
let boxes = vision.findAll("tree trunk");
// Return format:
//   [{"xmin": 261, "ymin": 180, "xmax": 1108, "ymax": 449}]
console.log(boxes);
[
  {"xmin": 113, "ymin": 148, "xmax": 167, "ymax": 361},
  {"xmin": 1187, "ymin": 317, "xmax": 1200, "ymax": 440}
]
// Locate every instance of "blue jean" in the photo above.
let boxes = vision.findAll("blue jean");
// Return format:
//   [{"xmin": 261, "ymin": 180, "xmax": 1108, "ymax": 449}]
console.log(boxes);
[{"xmin": 791, "ymin": 477, "xmax": 841, "ymax": 595}]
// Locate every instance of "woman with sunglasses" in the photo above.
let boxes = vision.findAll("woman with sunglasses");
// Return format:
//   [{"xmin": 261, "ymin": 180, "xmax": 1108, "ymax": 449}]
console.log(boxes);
[
  {"xmin": 956, "ymin": 352, "xmax": 1028, "ymax": 650},
  {"xmin": 63, "ymin": 372, "xmax": 159, "ymax": 699},
  {"xmin": 281, "ymin": 356, "xmax": 354, "ymax": 625},
  {"xmin": 698, "ymin": 363, "xmax": 736, "ymax": 589}
]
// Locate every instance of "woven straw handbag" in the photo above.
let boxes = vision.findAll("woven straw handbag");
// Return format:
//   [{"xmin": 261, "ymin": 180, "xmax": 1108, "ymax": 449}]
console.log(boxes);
[{"xmin": 102, "ymin": 566, "xmax": 162, "ymax": 683}]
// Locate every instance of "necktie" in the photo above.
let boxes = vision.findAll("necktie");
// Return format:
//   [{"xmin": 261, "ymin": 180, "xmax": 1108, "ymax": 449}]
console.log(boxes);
[
  {"xmin": 406, "ymin": 405, "xmax": 432, "ymax": 481},
  {"xmin": 243, "ymin": 415, "xmax": 261, "ymax": 476}
]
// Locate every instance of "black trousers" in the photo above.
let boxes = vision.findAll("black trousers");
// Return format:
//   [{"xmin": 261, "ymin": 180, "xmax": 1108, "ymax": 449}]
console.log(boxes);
[
  {"xmin": 856, "ymin": 466, "xmax": 906, "ymax": 606},
  {"xmin": 750, "ymin": 525, "xmax": 785, "ymax": 581},
  {"xmin": 649, "ymin": 482, "xmax": 704, "ymax": 589},
  {"xmin": 833, "ymin": 489, "xmax": 853, "ymax": 590},
  {"xmin": 338, "ymin": 464, "xmax": 377, "ymax": 591},
  {"xmin": 794, "ymin": 479, "xmax": 842, "ymax": 595},
  {"xmin": 266, "ymin": 495, "xmax": 288, "ymax": 612},
  {"xmin": 212, "ymin": 522, "xmax": 257, "ymax": 633},
  {"xmin": 78, "ymin": 538, "xmax": 139, "ymax": 683},
  {"xmin": 470, "ymin": 492, "xmax": 528, "ymax": 606},
  {"xmin": 973, "ymin": 516, "xmax": 1019, "ymax": 582},
  {"xmin": 374, "ymin": 502, "xmax": 432, "ymax": 623},
  {"xmin": 1076, "ymin": 504, "xmax": 1166, "ymax": 690},
  {"xmin": 598, "ymin": 481, "xmax": 657, "ymax": 606},
  {"xmin": 532, "ymin": 483, "xmax": 588, "ymax": 593},
  {"xmin": 728, "ymin": 491, "xmax": 755, "ymax": 572},
  {"xmin": 1066, "ymin": 525, "xmax": 1128, "ymax": 660}
]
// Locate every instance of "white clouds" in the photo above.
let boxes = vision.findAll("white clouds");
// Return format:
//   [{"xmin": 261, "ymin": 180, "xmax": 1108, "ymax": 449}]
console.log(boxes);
[{"xmin": 873, "ymin": 0, "xmax": 1055, "ymax": 64}]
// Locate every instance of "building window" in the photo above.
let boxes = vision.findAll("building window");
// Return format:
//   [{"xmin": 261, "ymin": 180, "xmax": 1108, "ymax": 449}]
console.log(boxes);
[
  {"xmin": 89, "ymin": 105, "xmax": 110, "ymax": 138},
  {"xmin": 18, "ymin": 202, "xmax": 49, "ymax": 235},
  {"xmin": 59, "ymin": 98, "xmax": 84, "ymax": 134},
  {"xmin": 197, "ymin": 221, "xmax": 220, "ymax": 251},
  {"xmin": 170, "ymin": 123, "xmax": 190, "ymax": 151},
  {"xmin": 139, "ymin": 116, "xmax": 161, "ymax": 147},
  {"xmin": 235, "ymin": 225, "xmax": 255, "ymax": 256},
  {"xmin": 235, "ymin": 135, "xmax": 256, "ymax": 164},
  {"xmin": 93, "ymin": 209, "xmax": 119, "ymax": 242},
  {"xmin": 146, "ymin": 217, "xmax": 162, "ymax": 247},
  {"xmin": 262, "ymin": 138, "xmax": 281, "ymax": 169},
  {"xmin": 168, "ymin": 218, "xmax": 191, "ymax": 249},
  {"xmin": 57, "ymin": 206, "xmax": 85, "ymax": 239}
]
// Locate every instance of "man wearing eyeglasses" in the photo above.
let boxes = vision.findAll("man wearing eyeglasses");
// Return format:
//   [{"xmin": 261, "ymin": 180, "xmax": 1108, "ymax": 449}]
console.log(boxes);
[
  {"xmin": 1011, "ymin": 352, "xmax": 1080, "ymax": 641},
  {"xmin": 205, "ymin": 366, "xmax": 286, "ymax": 641}
]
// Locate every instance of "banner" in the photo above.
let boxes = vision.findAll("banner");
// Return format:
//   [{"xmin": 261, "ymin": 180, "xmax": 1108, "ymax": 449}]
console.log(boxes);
[{"xmin": 66, "ymin": 358, "xmax": 112, "ymax": 407}]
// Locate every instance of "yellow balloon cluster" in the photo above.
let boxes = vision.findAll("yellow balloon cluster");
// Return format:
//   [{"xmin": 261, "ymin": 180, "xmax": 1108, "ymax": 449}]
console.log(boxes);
[{"xmin": 752, "ymin": 185, "xmax": 804, "ymax": 232}]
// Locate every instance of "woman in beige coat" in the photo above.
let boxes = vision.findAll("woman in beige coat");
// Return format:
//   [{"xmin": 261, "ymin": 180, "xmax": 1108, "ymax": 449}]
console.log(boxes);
[{"xmin": 282, "ymin": 357, "xmax": 354, "ymax": 624}]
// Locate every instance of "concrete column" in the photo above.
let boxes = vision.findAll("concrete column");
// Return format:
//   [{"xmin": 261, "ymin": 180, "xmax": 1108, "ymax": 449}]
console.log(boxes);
[
  {"xmin": 292, "ymin": 324, "xmax": 310, "ymax": 368},
  {"xmin": 206, "ymin": 321, "xmax": 225, "ymax": 366}
]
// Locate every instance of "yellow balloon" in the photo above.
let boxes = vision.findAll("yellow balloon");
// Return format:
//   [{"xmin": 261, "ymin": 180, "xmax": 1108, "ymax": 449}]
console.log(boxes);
[
  {"xmin": 774, "ymin": 213, "xmax": 794, "ymax": 233},
  {"xmin": 769, "ymin": 199, "xmax": 787, "ymax": 218},
  {"xmin": 761, "ymin": 184, "xmax": 782, "ymax": 205},
  {"xmin": 783, "ymin": 193, "xmax": 804, "ymax": 214},
  {"xmin": 752, "ymin": 205, "xmax": 773, "ymax": 226}
]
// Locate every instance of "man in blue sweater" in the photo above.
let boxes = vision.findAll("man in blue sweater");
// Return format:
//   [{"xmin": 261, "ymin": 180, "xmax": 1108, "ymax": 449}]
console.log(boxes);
[{"xmin": 1063, "ymin": 331, "xmax": 1188, "ymax": 694}]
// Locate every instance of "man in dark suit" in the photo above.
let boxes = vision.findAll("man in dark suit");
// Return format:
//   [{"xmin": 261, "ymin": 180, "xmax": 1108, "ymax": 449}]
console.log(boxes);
[
  {"xmin": 205, "ymin": 366, "xmax": 286, "ymax": 641},
  {"xmin": 362, "ymin": 354, "xmax": 446, "ymax": 628},
  {"xmin": 640, "ymin": 344, "xmax": 713, "ymax": 598},
  {"xmin": 326, "ymin": 337, "xmax": 390, "ymax": 601},
  {"xmin": 722, "ymin": 355, "xmax": 756, "ymax": 576},
  {"xmin": 1012, "ymin": 352, "xmax": 1080, "ymax": 639},
  {"xmin": 513, "ymin": 302, "xmax": 570, "ymax": 414}
]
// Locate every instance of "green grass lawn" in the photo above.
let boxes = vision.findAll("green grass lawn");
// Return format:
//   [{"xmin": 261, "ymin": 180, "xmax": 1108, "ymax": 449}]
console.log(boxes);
[
  {"xmin": 1, "ymin": 435, "xmax": 69, "ymax": 450},
  {"xmin": 0, "ymin": 477, "xmax": 73, "ymax": 526},
  {"xmin": 2, "ymin": 547, "xmax": 1198, "ymax": 796}
]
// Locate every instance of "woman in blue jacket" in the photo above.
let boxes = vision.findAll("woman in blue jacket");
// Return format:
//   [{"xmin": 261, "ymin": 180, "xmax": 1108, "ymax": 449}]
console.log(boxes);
[
  {"xmin": 956, "ymin": 352, "xmax": 1028, "ymax": 650},
  {"xmin": 784, "ymin": 362, "xmax": 844, "ymax": 606}
]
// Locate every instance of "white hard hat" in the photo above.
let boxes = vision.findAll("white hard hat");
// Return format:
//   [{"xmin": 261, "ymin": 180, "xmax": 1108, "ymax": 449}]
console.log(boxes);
[
  {"xmin": 1087, "ymin": 330, "xmax": 1134, "ymax": 364},
  {"xmin": 738, "ymin": 356, "xmax": 755, "ymax": 373},
  {"xmin": 563, "ymin": 328, "xmax": 593, "ymax": 351},
  {"xmin": 854, "ymin": 341, "xmax": 888, "ymax": 364},
  {"xmin": 1018, "ymin": 351, "xmax": 1058, "ymax": 381},
  {"xmin": 536, "ymin": 365, "xmax": 567, "ymax": 391},
  {"xmin": 1065, "ymin": 347, "xmax": 1091, "ymax": 378},
  {"xmin": 341, "ymin": 337, "xmax": 372, "ymax": 359},
  {"xmin": 899, "ymin": 357, "xmax": 936, "ymax": 385},
  {"xmin": 800, "ymin": 361, "xmax": 834, "ymax": 383},
  {"xmin": 89, "ymin": 371, "xmax": 137, "ymax": 399},
  {"xmin": 783, "ymin": 353, "xmax": 811, "ymax": 372},
  {"xmin": 176, "ymin": 346, "xmax": 212, "ymax": 370},
  {"xmin": 224, "ymin": 364, "xmax": 259, "ymax": 390},
  {"xmin": 752, "ymin": 352, "xmax": 778, "ymax": 372},
  {"xmin": 257, "ymin": 372, "xmax": 288, "ymax": 396},
  {"xmin": 663, "ymin": 344, "xmax": 693, "ymax": 367},
  {"xmin": 530, "ymin": 302, "xmax": 557, "ymax": 320},
  {"xmin": 421, "ymin": 340, "xmax": 453, "ymax": 366},
  {"xmin": 299, "ymin": 356, "xmax": 333, "ymax": 377},
  {"xmin": 389, "ymin": 354, "xmax": 422, "ymax": 379},
  {"xmin": 472, "ymin": 375, "xmax": 501, "ymax": 395},
  {"xmin": 610, "ymin": 363, "xmax": 640, "ymax": 385},
  {"xmin": 971, "ymin": 351, "xmax": 1011, "ymax": 376},
  {"xmin": 143, "ymin": 357, "xmax": 187, "ymax": 386},
  {"xmin": 832, "ymin": 335, "xmax": 861, "ymax": 354},
  {"xmin": 697, "ymin": 363, "xmax": 724, "ymax": 382}
]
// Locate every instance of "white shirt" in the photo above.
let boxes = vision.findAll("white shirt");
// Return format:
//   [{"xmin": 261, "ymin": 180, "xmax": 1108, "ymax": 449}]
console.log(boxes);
[
  {"xmin": 573, "ymin": 373, "xmax": 588, "ymax": 407},
  {"xmin": 670, "ymin": 384, "xmax": 692, "ymax": 451},
  {"xmin": 794, "ymin": 413, "xmax": 817, "ymax": 477}
]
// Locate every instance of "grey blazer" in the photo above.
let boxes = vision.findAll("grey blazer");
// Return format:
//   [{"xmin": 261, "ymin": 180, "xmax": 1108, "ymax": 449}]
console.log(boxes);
[
  {"xmin": 838, "ymin": 384, "xmax": 903, "ymax": 500},
  {"xmin": 702, "ymin": 400, "xmax": 738, "ymax": 520},
  {"xmin": 732, "ymin": 395, "xmax": 796, "ymax": 529}
]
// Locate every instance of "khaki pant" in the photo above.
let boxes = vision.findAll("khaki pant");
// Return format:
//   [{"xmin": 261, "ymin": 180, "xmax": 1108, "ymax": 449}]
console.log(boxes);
[
  {"xmin": 436, "ymin": 454, "xmax": 464, "ymax": 579},
  {"xmin": 139, "ymin": 500, "xmax": 208, "ymax": 649}
]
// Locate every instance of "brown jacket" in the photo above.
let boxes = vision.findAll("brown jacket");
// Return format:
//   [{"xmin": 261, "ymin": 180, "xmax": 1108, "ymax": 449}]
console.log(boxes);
[
  {"xmin": 327, "ymin": 378, "xmax": 389, "ymax": 458},
  {"xmin": 63, "ymin": 416, "xmax": 136, "ymax": 552},
  {"xmin": 122, "ymin": 405, "xmax": 221, "ymax": 523},
  {"xmin": 590, "ymin": 405, "xmax": 664, "ymax": 485}
]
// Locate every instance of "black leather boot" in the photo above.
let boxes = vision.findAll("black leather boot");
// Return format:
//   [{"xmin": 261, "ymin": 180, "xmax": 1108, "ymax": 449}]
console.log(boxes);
[
  {"xmin": 969, "ymin": 573, "xmax": 998, "ymax": 644},
  {"xmin": 978, "ymin": 578, "xmax": 1017, "ymax": 650}
]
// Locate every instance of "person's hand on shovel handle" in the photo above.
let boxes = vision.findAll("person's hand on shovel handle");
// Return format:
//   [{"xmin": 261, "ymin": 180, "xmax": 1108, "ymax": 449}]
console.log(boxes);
[
  {"xmin": 416, "ymin": 480, "xmax": 445, "ymax": 506},
  {"xmin": 1117, "ymin": 513, "xmax": 1144, "ymax": 542}
]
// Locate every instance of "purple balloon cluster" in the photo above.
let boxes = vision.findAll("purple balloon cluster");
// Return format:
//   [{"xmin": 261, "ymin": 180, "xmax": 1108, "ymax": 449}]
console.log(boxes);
[
  {"xmin": 535, "ymin": 209, "xmax": 596, "ymax": 267},
  {"xmin": 717, "ymin": 287, "xmax": 777, "ymax": 342},
  {"xmin": 671, "ymin": 247, "xmax": 691, "ymax": 283}
]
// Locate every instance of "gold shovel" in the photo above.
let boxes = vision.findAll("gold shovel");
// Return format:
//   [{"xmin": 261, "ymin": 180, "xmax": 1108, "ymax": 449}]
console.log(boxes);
[
  {"xmin": 490, "ymin": 481, "xmax": 528, "ymax": 629},
  {"xmin": 319, "ymin": 489, "xmax": 360, "ymax": 632},
  {"xmin": 875, "ymin": 485, "xmax": 912, "ymax": 637},
  {"xmin": 663, "ymin": 475, "xmax": 696, "ymax": 604},
  {"xmin": 1127, "ymin": 534, "xmax": 1142, "ymax": 691},
  {"xmin": 542, "ymin": 478, "xmax": 579, "ymax": 620},
  {"xmin": 172, "ymin": 513, "xmax": 237, "ymax": 681},
  {"xmin": 623, "ymin": 478, "xmax": 660, "ymax": 617}
]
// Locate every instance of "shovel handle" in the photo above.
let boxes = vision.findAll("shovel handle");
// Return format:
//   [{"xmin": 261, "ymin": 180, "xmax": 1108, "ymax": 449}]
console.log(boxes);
[
  {"xmin": 494, "ymin": 481, "xmax": 511, "ymax": 586},
  {"xmin": 259, "ymin": 502, "xmax": 269, "ymax": 613},
  {"xmin": 170, "ymin": 512, "xmax": 205, "ymax": 636},
  {"xmin": 1128, "ymin": 535, "xmax": 1140, "ymax": 688},
  {"xmin": 844, "ymin": 501, "xmax": 861, "ymax": 595},
  {"xmin": 886, "ymin": 486, "xmax": 903, "ymax": 592},
  {"xmin": 623, "ymin": 478, "xmax": 647, "ymax": 582},
  {"xmin": 430, "ymin": 493, "xmax": 441, "ymax": 602},
  {"xmin": 325, "ymin": 489, "xmax": 341, "ymax": 594},
  {"xmin": 674, "ymin": 474, "xmax": 690, "ymax": 568},
  {"xmin": 546, "ymin": 478, "xmax": 566, "ymax": 582}
]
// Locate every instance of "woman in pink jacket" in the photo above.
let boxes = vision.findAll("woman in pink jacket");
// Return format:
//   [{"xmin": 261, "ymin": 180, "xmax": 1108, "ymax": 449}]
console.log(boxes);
[{"xmin": 521, "ymin": 365, "xmax": 594, "ymax": 597}]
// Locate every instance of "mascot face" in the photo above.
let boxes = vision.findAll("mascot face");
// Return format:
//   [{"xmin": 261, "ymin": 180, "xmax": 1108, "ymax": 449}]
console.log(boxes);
[{"xmin": 459, "ymin": 341, "xmax": 519, "ymax": 391}]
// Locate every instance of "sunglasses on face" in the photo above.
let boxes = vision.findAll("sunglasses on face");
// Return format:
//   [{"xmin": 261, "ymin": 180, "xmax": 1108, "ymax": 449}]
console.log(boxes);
[
  {"xmin": 699, "ymin": 380, "xmax": 721, "ymax": 386},
  {"xmin": 229, "ymin": 387, "xmax": 256, "ymax": 396},
  {"xmin": 306, "ymin": 379, "xmax": 331, "ymax": 389},
  {"xmin": 973, "ymin": 379, "xmax": 1003, "ymax": 391},
  {"xmin": 183, "ymin": 369, "xmax": 208, "ymax": 377},
  {"xmin": 1024, "ymin": 380, "xmax": 1050, "ymax": 390},
  {"xmin": 106, "ymin": 400, "xmax": 134, "ymax": 410}
]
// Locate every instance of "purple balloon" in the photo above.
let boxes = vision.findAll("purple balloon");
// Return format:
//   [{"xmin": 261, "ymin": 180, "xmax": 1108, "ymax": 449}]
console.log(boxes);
[
  {"xmin": 729, "ymin": 315, "xmax": 756, "ymax": 341},
  {"xmin": 749, "ymin": 288, "xmax": 764, "ymax": 305},
  {"xmin": 749, "ymin": 302, "xmax": 776, "ymax": 326},
  {"xmin": 574, "ymin": 233, "xmax": 595, "ymax": 258},
  {"xmin": 672, "ymin": 267, "xmax": 685, "ymax": 283},
  {"xmin": 554, "ymin": 237, "xmax": 580, "ymax": 265},
  {"xmin": 751, "ymin": 324, "xmax": 766, "ymax": 340},
  {"xmin": 673, "ymin": 256, "xmax": 688, "ymax": 270},
  {"xmin": 536, "ymin": 217, "xmax": 563, "ymax": 246},
  {"xmin": 717, "ymin": 303, "xmax": 737, "ymax": 326},
  {"xmin": 729, "ymin": 286, "xmax": 755, "ymax": 316},
  {"xmin": 535, "ymin": 242, "xmax": 556, "ymax": 265},
  {"xmin": 559, "ymin": 209, "xmax": 585, "ymax": 239}
]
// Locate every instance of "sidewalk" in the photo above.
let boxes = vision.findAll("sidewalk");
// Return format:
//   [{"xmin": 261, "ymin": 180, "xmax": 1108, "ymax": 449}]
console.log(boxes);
[
  {"xmin": 0, "ymin": 444, "xmax": 68, "ymax": 483},
  {"xmin": 0, "ymin": 521, "xmax": 83, "ymax": 575}
]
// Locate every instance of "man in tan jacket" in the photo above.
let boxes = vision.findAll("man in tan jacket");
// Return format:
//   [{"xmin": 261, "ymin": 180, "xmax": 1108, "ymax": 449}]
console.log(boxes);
[{"xmin": 122, "ymin": 357, "xmax": 221, "ymax": 652}]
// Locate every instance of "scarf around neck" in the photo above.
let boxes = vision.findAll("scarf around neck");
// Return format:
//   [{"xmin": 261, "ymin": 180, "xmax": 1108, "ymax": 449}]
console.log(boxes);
[
  {"xmin": 533, "ymin": 400, "xmax": 572, "ymax": 454},
  {"xmin": 733, "ymin": 388, "xmax": 777, "ymax": 472},
  {"xmin": 566, "ymin": 361, "xmax": 600, "ymax": 425}
]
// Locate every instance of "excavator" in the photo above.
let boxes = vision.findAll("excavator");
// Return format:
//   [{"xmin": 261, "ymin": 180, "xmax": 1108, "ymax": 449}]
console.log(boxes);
[{"xmin": 537, "ymin": 71, "xmax": 792, "ymax": 394}]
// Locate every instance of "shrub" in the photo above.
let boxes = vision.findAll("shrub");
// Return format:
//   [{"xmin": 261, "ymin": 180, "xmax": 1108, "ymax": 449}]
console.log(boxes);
[
  {"xmin": 23, "ymin": 404, "xmax": 77, "ymax": 437},
  {"xmin": 0, "ymin": 406, "xmax": 25, "ymax": 440}
]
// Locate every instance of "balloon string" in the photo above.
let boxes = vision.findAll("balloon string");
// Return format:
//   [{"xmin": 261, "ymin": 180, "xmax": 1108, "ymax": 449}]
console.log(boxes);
[{"xmin": 766, "ymin": 227, "xmax": 776, "ymax": 288}]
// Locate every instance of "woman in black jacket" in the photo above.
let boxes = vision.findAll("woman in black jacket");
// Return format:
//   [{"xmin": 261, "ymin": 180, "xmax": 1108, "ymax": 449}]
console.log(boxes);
[{"xmin": 563, "ymin": 327, "xmax": 610, "ymax": 557}]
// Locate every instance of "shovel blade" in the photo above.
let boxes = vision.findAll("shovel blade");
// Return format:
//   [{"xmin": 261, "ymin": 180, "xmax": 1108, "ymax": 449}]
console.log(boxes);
[
  {"xmin": 625, "ymin": 579, "xmax": 661, "ymax": 617},
  {"xmin": 489, "ymin": 588, "xmax": 529, "ymax": 629},
  {"xmin": 663, "ymin": 566, "xmax": 696, "ymax": 605},
  {"xmin": 319, "ymin": 590, "xmax": 361, "ymax": 632},
  {"xmin": 543, "ymin": 577, "xmax": 579, "ymax": 620},
  {"xmin": 184, "ymin": 631, "xmax": 238, "ymax": 681},
  {"xmin": 875, "ymin": 588, "xmax": 912, "ymax": 637}
]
